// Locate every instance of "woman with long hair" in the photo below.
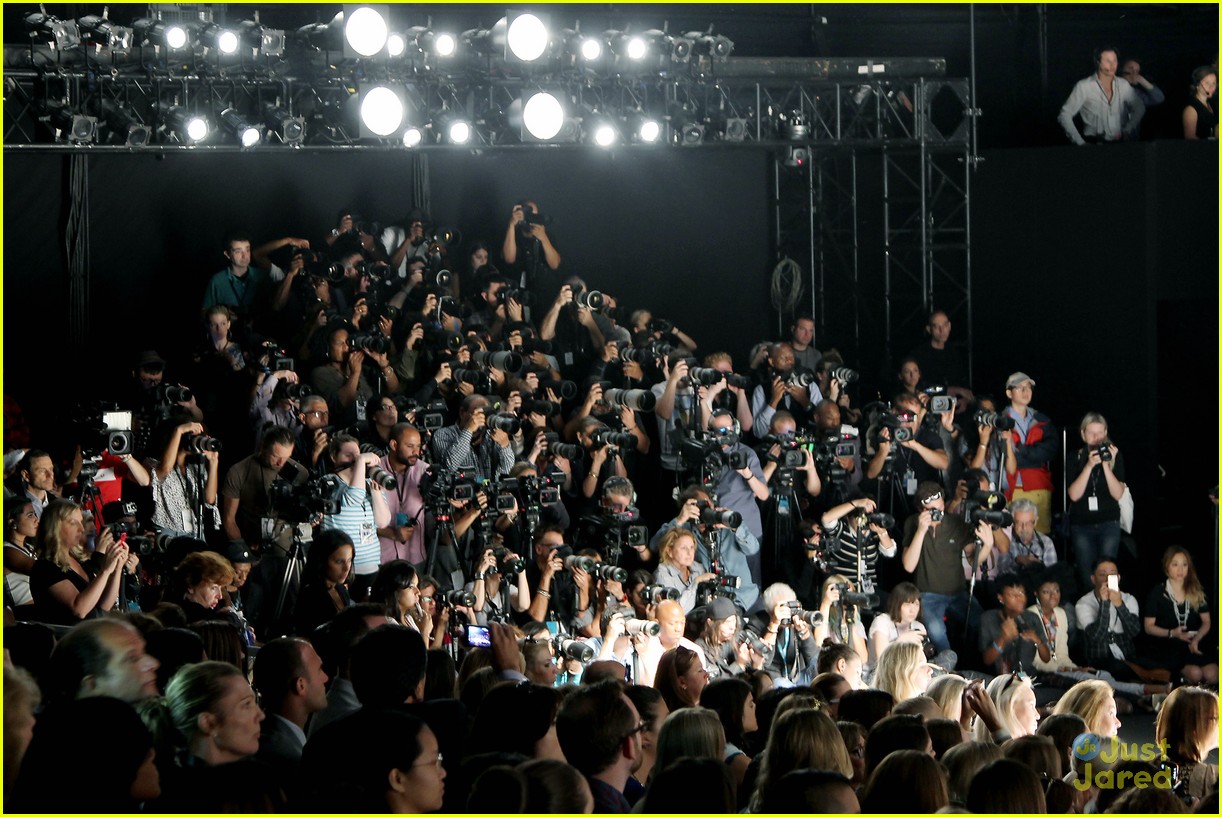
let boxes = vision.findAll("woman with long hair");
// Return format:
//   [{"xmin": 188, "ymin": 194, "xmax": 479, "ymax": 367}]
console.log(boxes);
[
  {"xmin": 652, "ymin": 707, "xmax": 726, "ymax": 781},
  {"xmin": 692, "ymin": 597, "xmax": 751, "ymax": 678},
  {"xmin": 1183, "ymin": 65, "xmax": 1218, "ymax": 139},
  {"xmin": 654, "ymin": 645, "xmax": 708, "ymax": 712},
  {"xmin": 868, "ymin": 581, "xmax": 932, "ymax": 669},
  {"xmin": 1142, "ymin": 546, "xmax": 1216, "ymax": 686},
  {"xmin": 29, "ymin": 499, "xmax": 130, "ymax": 624},
  {"xmin": 293, "ymin": 529, "xmax": 355, "ymax": 636},
  {"xmin": 370, "ymin": 559, "xmax": 421, "ymax": 630},
  {"xmin": 858, "ymin": 749, "xmax": 949, "ymax": 813},
  {"xmin": 1154, "ymin": 686, "xmax": 1219, "ymax": 802},
  {"xmin": 972, "ymin": 671, "xmax": 1040, "ymax": 741},
  {"xmin": 811, "ymin": 574, "xmax": 869, "ymax": 666},
  {"xmin": 1052, "ymin": 678, "xmax": 1121, "ymax": 739},
  {"xmin": 749, "ymin": 707, "xmax": 852, "ymax": 813},
  {"xmin": 700, "ymin": 676, "xmax": 758, "ymax": 789},
  {"xmin": 873, "ymin": 641, "xmax": 933, "ymax": 703},
  {"xmin": 4, "ymin": 499, "xmax": 39, "ymax": 606}
]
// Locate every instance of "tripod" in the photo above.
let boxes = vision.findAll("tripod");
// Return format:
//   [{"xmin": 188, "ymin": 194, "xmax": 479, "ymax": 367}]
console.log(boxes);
[
  {"xmin": 184, "ymin": 454, "xmax": 209, "ymax": 536},
  {"xmin": 271, "ymin": 527, "xmax": 309, "ymax": 634},
  {"xmin": 424, "ymin": 503, "xmax": 460, "ymax": 580},
  {"xmin": 874, "ymin": 453, "xmax": 911, "ymax": 518}
]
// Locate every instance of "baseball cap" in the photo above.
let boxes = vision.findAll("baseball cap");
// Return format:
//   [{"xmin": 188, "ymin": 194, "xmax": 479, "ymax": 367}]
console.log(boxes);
[
  {"xmin": 136, "ymin": 350, "xmax": 166, "ymax": 370},
  {"xmin": 706, "ymin": 596, "xmax": 737, "ymax": 621},
  {"xmin": 1005, "ymin": 372, "xmax": 1035, "ymax": 389}
]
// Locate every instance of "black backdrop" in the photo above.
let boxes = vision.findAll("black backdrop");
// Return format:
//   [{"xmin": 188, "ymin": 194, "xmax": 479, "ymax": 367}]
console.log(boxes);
[{"xmin": 2, "ymin": 139, "xmax": 1217, "ymax": 592}]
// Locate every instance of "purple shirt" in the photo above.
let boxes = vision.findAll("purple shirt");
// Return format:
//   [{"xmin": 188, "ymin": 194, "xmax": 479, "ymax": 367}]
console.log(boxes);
[{"xmin": 378, "ymin": 456, "xmax": 428, "ymax": 565}]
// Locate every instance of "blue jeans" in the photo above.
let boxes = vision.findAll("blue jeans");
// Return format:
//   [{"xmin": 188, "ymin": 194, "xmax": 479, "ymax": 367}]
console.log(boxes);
[
  {"xmin": 920, "ymin": 590, "xmax": 980, "ymax": 655},
  {"xmin": 1071, "ymin": 520, "xmax": 1121, "ymax": 591}
]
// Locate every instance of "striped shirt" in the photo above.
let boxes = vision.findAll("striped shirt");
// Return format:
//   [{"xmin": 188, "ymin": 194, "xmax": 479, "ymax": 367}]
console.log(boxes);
[{"xmin": 319, "ymin": 483, "xmax": 380, "ymax": 575}]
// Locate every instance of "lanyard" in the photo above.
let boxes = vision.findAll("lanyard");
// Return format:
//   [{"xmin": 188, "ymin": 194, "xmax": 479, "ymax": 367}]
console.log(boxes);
[{"xmin": 1041, "ymin": 611, "xmax": 1058, "ymax": 661}]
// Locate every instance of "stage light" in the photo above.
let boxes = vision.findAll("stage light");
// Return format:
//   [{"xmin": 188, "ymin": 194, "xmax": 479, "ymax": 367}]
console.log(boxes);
[
  {"xmin": 680, "ymin": 122, "xmax": 705, "ymax": 145},
  {"xmin": 77, "ymin": 13, "xmax": 132, "ymax": 50},
  {"xmin": 360, "ymin": 85, "xmax": 405, "ymax": 137},
  {"xmin": 48, "ymin": 104, "xmax": 97, "ymax": 143},
  {"xmin": 506, "ymin": 13, "xmax": 549, "ymax": 62},
  {"xmin": 408, "ymin": 27, "xmax": 456, "ymax": 58},
  {"xmin": 670, "ymin": 35, "xmax": 693, "ymax": 62},
  {"xmin": 641, "ymin": 30, "xmax": 690, "ymax": 64},
  {"xmin": 264, "ymin": 104, "xmax": 305, "ymax": 145},
  {"xmin": 198, "ymin": 23, "xmax": 240, "ymax": 54},
  {"xmin": 239, "ymin": 16, "xmax": 285, "ymax": 56},
  {"xmin": 134, "ymin": 18, "xmax": 190, "ymax": 51},
  {"xmin": 220, "ymin": 109, "xmax": 261, "ymax": 147},
  {"xmin": 581, "ymin": 37, "xmax": 603, "ymax": 60},
  {"xmin": 686, "ymin": 32, "xmax": 734, "ymax": 59},
  {"xmin": 593, "ymin": 122, "xmax": 618, "ymax": 147},
  {"xmin": 522, "ymin": 91, "xmax": 565, "ymax": 140},
  {"xmin": 724, "ymin": 118, "xmax": 749, "ymax": 141},
  {"xmin": 633, "ymin": 115, "xmax": 662, "ymax": 143},
  {"xmin": 448, "ymin": 119, "xmax": 471, "ymax": 144},
  {"xmin": 102, "ymin": 100, "xmax": 150, "ymax": 146},
  {"xmin": 344, "ymin": 6, "xmax": 388, "ymax": 57},
  {"xmin": 402, "ymin": 126, "xmax": 423, "ymax": 147},
  {"xmin": 387, "ymin": 32, "xmax": 406, "ymax": 57},
  {"xmin": 163, "ymin": 106, "xmax": 208, "ymax": 143},
  {"xmin": 626, "ymin": 36, "xmax": 647, "ymax": 60},
  {"xmin": 24, "ymin": 11, "xmax": 80, "ymax": 50}
]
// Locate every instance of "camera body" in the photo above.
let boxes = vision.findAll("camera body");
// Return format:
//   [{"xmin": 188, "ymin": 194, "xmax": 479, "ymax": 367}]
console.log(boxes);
[{"xmin": 1093, "ymin": 442, "xmax": 1113, "ymax": 462}]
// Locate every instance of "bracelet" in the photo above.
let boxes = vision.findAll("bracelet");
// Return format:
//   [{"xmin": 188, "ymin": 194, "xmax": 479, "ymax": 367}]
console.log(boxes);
[
  {"xmin": 475, "ymin": 574, "xmax": 485, "ymax": 581},
  {"xmin": 1167, "ymin": 628, "xmax": 1173, "ymax": 639},
  {"xmin": 992, "ymin": 640, "xmax": 1004, "ymax": 652},
  {"xmin": 537, "ymin": 590, "xmax": 550, "ymax": 598}
]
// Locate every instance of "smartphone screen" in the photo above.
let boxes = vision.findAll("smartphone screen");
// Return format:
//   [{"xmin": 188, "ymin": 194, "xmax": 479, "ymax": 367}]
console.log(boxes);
[
  {"xmin": 466, "ymin": 625, "xmax": 491, "ymax": 648},
  {"xmin": 1106, "ymin": 575, "xmax": 1119, "ymax": 592}
]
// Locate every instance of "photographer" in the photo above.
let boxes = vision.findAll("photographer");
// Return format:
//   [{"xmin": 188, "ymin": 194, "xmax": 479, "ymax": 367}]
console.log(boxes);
[
  {"xmin": 1002, "ymin": 372, "xmax": 1057, "ymax": 534},
  {"xmin": 648, "ymin": 485, "xmax": 761, "ymax": 613},
  {"xmin": 572, "ymin": 414, "xmax": 630, "ymax": 505},
  {"xmin": 815, "ymin": 352, "xmax": 862, "ymax": 426},
  {"xmin": 428, "ymin": 394, "xmax": 515, "ymax": 482},
  {"xmin": 819, "ymin": 497, "xmax": 896, "ymax": 592},
  {"xmin": 810, "ymin": 401, "xmax": 864, "ymax": 509},
  {"xmin": 463, "ymin": 275, "xmax": 517, "ymax": 342},
  {"xmin": 707, "ymin": 409, "xmax": 770, "ymax": 550},
  {"xmin": 810, "ymin": 574, "xmax": 871, "ymax": 666},
  {"xmin": 695, "ymin": 352, "xmax": 755, "ymax": 435},
  {"xmin": 1065, "ymin": 412, "xmax": 1126, "ymax": 591},
  {"xmin": 751, "ymin": 582, "xmax": 819, "ymax": 684},
  {"xmin": 354, "ymin": 395, "xmax": 399, "ymax": 454},
  {"xmin": 654, "ymin": 528, "xmax": 717, "ymax": 614},
  {"xmin": 376, "ymin": 423, "xmax": 427, "ymax": 565},
  {"xmin": 979, "ymin": 574, "xmax": 1051, "ymax": 676},
  {"xmin": 964, "ymin": 396, "xmax": 1017, "ymax": 484},
  {"xmin": 501, "ymin": 200, "xmax": 562, "ymax": 292},
  {"xmin": 749, "ymin": 342, "xmax": 824, "ymax": 439},
  {"xmin": 538, "ymin": 280, "xmax": 606, "ymax": 381},
  {"xmin": 220, "ymin": 426, "xmax": 306, "ymax": 556},
  {"xmin": 693, "ymin": 597, "xmax": 760, "ymax": 679},
  {"xmin": 147, "ymin": 413, "xmax": 220, "ymax": 538},
  {"xmin": 759, "ymin": 411, "xmax": 823, "ymax": 496},
  {"xmin": 525, "ymin": 526, "xmax": 584, "ymax": 633},
  {"xmin": 466, "ymin": 546, "xmax": 531, "ymax": 625},
  {"xmin": 320, "ymin": 434, "xmax": 392, "ymax": 601},
  {"xmin": 901, "ymin": 482, "xmax": 995, "ymax": 657},
  {"xmin": 250, "ymin": 369, "xmax": 304, "ymax": 441},
  {"xmin": 864, "ymin": 394, "xmax": 948, "ymax": 502},
  {"xmin": 294, "ymin": 395, "xmax": 333, "ymax": 474},
  {"xmin": 652, "ymin": 353, "xmax": 698, "ymax": 473}
]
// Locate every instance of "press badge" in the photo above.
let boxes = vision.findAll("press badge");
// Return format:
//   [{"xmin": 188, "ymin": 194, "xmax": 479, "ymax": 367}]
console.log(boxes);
[
  {"xmin": 356, "ymin": 401, "xmax": 367, "ymax": 422},
  {"xmin": 260, "ymin": 517, "xmax": 276, "ymax": 541},
  {"xmin": 904, "ymin": 469, "xmax": 918, "ymax": 495},
  {"xmin": 1088, "ymin": 496, "xmax": 1099, "ymax": 512}
]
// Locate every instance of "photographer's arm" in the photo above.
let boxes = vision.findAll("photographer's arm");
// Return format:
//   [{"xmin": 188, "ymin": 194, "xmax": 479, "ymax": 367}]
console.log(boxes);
[
  {"xmin": 120, "ymin": 454, "xmax": 151, "ymax": 488},
  {"xmin": 904, "ymin": 439, "xmax": 949, "ymax": 470},
  {"xmin": 221, "ymin": 497, "xmax": 242, "ymax": 541},
  {"xmin": 1066, "ymin": 454, "xmax": 1094, "ymax": 502},
  {"xmin": 511, "ymin": 569, "xmax": 531, "ymax": 612},
  {"xmin": 821, "ymin": 499, "xmax": 870, "ymax": 528},
  {"xmin": 800, "ymin": 449, "xmax": 822, "ymax": 496},
  {"xmin": 336, "ymin": 352, "xmax": 365, "ymax": 408},
  {"xmin": 901, "ymin": 515, "xmax": 931, "ymax": 573},
  {"xmin": 368, "ymin": 484, "xmax": 390, "ymax": 529},
  {"xmin": 1101, "ymin": 448, "xmax": 1125, "ymax": 500},
  {"xmin": 203, "ymin": 451, "xmax": 219, "ymax": 505},
  {"xmin": 655, "ymin": 359, "xmax": 686, "ymax": 421},
  {"xmin": 158, "ymin": 423, "xmax": 201, "ymax": 480},
  {"xmin": 533, "ymin": 225, "xmax": 561, "ymax": 270},
  {"xmin": 864, "ymin": 439, "xmax": 891, "ymax": 480},
  {"xmin": 968, "ymin": 425, "xmax": 992, "ymax": 470},
  {"xmin": 271, "ymin": 255, "xmax": 303, "ymax": 312}
]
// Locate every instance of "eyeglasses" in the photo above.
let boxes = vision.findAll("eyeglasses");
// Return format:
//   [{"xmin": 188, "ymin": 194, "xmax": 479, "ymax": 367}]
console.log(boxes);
[
  {"xmin": 413, "ymin": 752, "xmax": 444, "ymax": 769},
  {"xmin": 306, "ymin": 410, "xmax": 329, "ymax": 418},
  {"xmin": 1001, "ymin": 669, "xmax": 1029, "ymax": 694},
  {"xmin": 623, "ymin": 722, "xmax": 646, "ymax": 740}
]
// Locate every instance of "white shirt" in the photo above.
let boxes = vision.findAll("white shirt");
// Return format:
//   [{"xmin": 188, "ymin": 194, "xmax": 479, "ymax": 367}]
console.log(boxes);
[{"xmin": 1075, "ymin": 589, "xmax": 1139, "ymax": 661}]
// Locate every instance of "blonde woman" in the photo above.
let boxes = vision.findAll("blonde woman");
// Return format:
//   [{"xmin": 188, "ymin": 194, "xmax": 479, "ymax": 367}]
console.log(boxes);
[
  {"xmin": 29, "ymin": 500, "xmax": 132, "ymax": 625},
  {"xmin": 1052, "ymin": 678, "xmax": 1121, "ymax": 739},
  {"xmin": 873, "ymin": 641, "xmax": 933, "ymax": 703},
  {"xmin": 972, "ymin": 672, "xmax": 1040, "ymax": 741},
  {"xmin": 812, "ymin": 574, "xmax": 869, "ymax": 665},
  {"xmin": 654, "ymin": 528, "xmax": 715, "ymax": 613}
]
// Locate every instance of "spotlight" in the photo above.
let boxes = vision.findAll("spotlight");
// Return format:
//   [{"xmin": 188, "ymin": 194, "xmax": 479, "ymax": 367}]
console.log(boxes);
[
  {"xmin": 436, "ymin": 113, "xmax": 472, "ymax": 144},
  {"xmin": 24, "ymin": 11, "xmax": 80, "ymax": 50},
  {"xmin": 593, "ymin": 123, "xmax": 618, "ymax": 147},
  {"xmin": 101, "ymin": 100, "xmax": 150, "ymax": 146},
  {"xmin": 629, "ymin": 113, "xmax": 662, "ymax": 143},
  {"xmin": 680, "ymin": 122, "xmax": 705, "ymax": 145},
  {"xmin": 359, "ymin": 85, "xmax": 405, "ymax": 137},
  {"xmin": 407, "ymin": 27, "xmax": 456, "ymax": 58},
  {"xmin": 522, "ymin": 91, "xmax": 565, "ymax": 140},
  {"xmin": 626, "ymin": 36, "xmax": 647, "ymax": 60},
  {"xmin": 77, "ymin": 13, "xmax": 133, "ymax": 50},
  {"xmin": 670, "ymin": 35, "xmax": 694, "ymax": 62},
  {"xmin": 47, "ymin": 104, "xmax": 97, "ymax": 144},
  {"xmin": 687, "ymin": 32, "xmax": 734, "ymax": 60},
  {"xmin": 724, "ymin": 118, "xmax": 749, "ymax": 142},
  {"xmin": 198, "ymin": 23, "xmax": 239, "ymax": 55},
  {"xmin": 506, "ymin": 12, "xmax": 549, "ymax": 62},
  {"xmin": 163, "ymin": 106, "xmax": 208, "ymax": 143},
  {"xmin": 239, "ymin": 16, "xmax": 285, "ymax": 56},
  {"xmin": 559, "ymin": 29, "xmax": 602, "ymax": 65},
  {"xmin": 133, "ymin": 18, "xmax": 190, "ymax": 51},
  {"xmin": 263, "ymin": 104, "xmax": 305, "ymax": 145},
  {"xmin": 220, "ymin": 109, "xmax": 261, "ymax": 147},
  {"xmin": 641, "ymin": 30, "xmax": 690, "ymax": 64},
  {"xmin": 387, "ymin": 32, "xmax": 406, "ymax": 57},
  {"xmin": 402, "ymin": 126, "xmax": 423, "ymax": 147},
  {"xmin": 343, "ymin": 5, "xmax": 388, "ymax": 57},
  {"xmin": 581, "ymin": 37, "xmax": 603, "ymax": 60}
]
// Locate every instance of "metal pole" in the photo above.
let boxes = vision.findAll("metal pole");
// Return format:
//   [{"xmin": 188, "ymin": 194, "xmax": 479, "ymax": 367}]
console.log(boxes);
[
  {"xmin": 808, "ymin": 147, "xmax": 817, "ymax": 325},
  {"xmin": 850, "ymin": 152, "xmax": 861, "ymax": 361}
]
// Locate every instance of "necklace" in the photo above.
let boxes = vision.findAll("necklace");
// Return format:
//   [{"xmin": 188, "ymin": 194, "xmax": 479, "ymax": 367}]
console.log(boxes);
[{"xmin": 1168, "ymin": 582, "xmax": 1190, "ymax": 629}]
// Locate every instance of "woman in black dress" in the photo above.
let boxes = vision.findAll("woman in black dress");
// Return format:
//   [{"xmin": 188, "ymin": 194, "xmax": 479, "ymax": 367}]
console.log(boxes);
[
  {"xmin": 1142, "ymin": 545, "xmax": 1216, "ymax": 686},
  {"xmin": 29, "ymin": 499, "xmax": 130, "ymax": 624},
  {"xmin": 1183, "ymin": 66, "xmax": 1218, "ymax": 140},
  {"xmin": 293, "ymin": 528, "xmax": 355, "ymax": 635}
]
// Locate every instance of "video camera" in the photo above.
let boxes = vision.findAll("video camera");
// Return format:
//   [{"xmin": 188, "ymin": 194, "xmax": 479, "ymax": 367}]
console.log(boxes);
[
  {"xmin": 72, "ymin": 403, "xmax": 135, "ymax": 458},
  {"xmin": 420, "ymin": 466, "xmax": 477, "ymax": 508},
  {"xmin": 834, "ymin": 582, "xmax": 879, "ymax": 609},
  {"xmin": 269, "ymin": 471, "xmax": 345, "ymax": 523}
]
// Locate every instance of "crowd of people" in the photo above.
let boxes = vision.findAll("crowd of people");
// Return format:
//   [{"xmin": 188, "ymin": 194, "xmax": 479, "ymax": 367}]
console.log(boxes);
[
  {"xmin": 1058, "ymin": 46, "xmax": 1217, "ymax": 142},
  {"xmin": 2, "ymin": 196, "xmax": 1217, "ymax": 813}
]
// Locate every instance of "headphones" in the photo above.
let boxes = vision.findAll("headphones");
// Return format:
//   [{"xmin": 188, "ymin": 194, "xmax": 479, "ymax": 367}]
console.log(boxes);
[
  {"xmin": 707, "ymin": 409, "xmax": 741, "ymax": 437},
  {"xmin": 602, "ymin": 476, "xmax": 637, "ymax": 504}
]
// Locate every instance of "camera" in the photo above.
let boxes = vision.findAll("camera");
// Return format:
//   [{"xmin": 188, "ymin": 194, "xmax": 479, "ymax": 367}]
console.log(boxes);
[
  {"xmin": 524, "ymin": 210, "xmax": 552, "ymax": 226},
  {"xmin": 558, "ymin": 638, "xmax": 594, "ymax": 664},
  {"xmin": 543, "ymin": 434, "xmax": 584, "ymax": 462},
  {"xmin": 486, "ymin": 412, "xmax": 521, "ymax": 435},
  {"xmin": 834, "ymin": 582, "xmax": 879, "ymax": 608},
  {"xmin": 929, "ymin": 508, "xmax": 945, "ymax": 522},
  {"xmin": 270, "ymin": 472, "xmax": 346, "ymax": 521},
  {"xmin": 1092, "ymin": 442, "xmax": 1112, "ymax": 462},
  {"xmin": 473, "ymin": 349, "xmax": 522, "ymax": 373},
  {"xmin": 591, "ymin": 428, "xmax": 637, "ymax": 449},
  {"xmin": 422, "ymin": 322, "xmax": 464, "ymax": 352},
  {"xmin": 535, "ymin": 380, "xmax": 578, "ymax": 401},
  {"xmin": 493, "ymin": 547, "xmax": 526, "ymax": 575},
  {"xmin": 831, "ymin": 366, "xmax": 859, "ymax": 384},
  {"xmin": 786, "ymin": 368, "xmax": 816, "ymax": 388},
  {"xmin": 565, "ymin": 554, "xmax": 597, "ymax": 573},
  {"xmin": 974, "ymin": 409, "xmax": 1016, "ymax": 431},
  {"xmin": 625, "ymin": 618, "xmax": 660, "ymax": 637},
  {"xmin": 182, "ymin": 433, "xmax": 222, "ymax": 453},
  {"xmin": 365, "ymin": 465, "xmax": 398, "ymax": 490},
  {"xmin": 594, "ymin": 563, "xmax": 629, "ymax": 583},
  {"xmin": 420, "ymin": 466, "xmax": 477, "ymax": 505},
  {"xmin": 445, "ymin": 589, "xmax": 476, "ymax": 607},
  {"xmin": 929, "ymin": 395, "xmax": 956, "ymax": 414},
  {"xmin": 155, "ymin": 384, "xmax": 193, "ymax": 404},
  {"xmin": 761, "ymin": 434, "xmax": 806, "ymax": 468},
  {"xmin": 348, "ymin": 332, "xmax": 391, "ymax": 355},
  {"xmin": 698, "ymin": 503, "xmax": 742, "ymax": 528},
  {"xmin": 603, "ymin": 388, "xmax": 656, "ymax": 413},
  {"xmin": 572, "ymin": 288, "xmax": 604, "ymax": 310},
  {"xmin": 735, "ymin": 629, "xmax": 774, "ymax": 660},
  {"xmin": 968, "ymin": 508, "xmax": 1014, "ymax": 527},
  {"xmin": 519, "ymin": 337, "xmax": 553, "ymax": 355},
  {"xmin": 689, "ymin": 367, "xmax": 724, "ymax": 387},
  {"xmin": 642, "ymin": 584, "xmax": 680, "ymax": 604}
]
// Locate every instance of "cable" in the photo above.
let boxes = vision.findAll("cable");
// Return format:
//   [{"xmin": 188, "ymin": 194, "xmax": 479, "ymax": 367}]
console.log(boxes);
[{"xmin": 770, "ymin": 254, "xmax": 803, "ymax": 314}]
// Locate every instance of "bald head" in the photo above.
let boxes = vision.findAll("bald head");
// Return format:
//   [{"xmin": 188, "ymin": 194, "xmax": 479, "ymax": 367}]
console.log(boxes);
[{"xmin": 656, "ymin": 600, "xmax": 686, "ymax": 648}]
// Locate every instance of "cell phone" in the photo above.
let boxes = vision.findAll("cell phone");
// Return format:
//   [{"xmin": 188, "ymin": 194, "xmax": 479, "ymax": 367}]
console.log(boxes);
[
  {"xmin": 466, "ymin": 625, "xmax": 491, "ymax": 648},
  {"xmin": 1106, "ymin": 575, "xmax": 1119, "ymax": 592}
]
